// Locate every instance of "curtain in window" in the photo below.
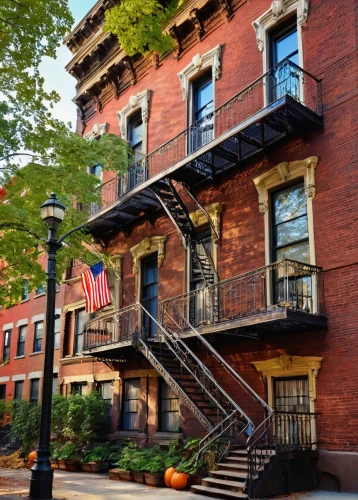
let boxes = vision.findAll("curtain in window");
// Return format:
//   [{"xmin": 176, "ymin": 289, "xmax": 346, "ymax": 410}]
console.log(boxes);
[
  {"xmin": 123, "ymin": 379, "xmax": 140, "ymax": 430},
  {"xmin": 274, "ymin": 377, "xmax": 309, "ymax": 413}
]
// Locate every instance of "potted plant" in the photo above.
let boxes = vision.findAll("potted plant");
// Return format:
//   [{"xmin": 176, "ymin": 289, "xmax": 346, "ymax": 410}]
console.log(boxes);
[
  {"xmin": 108, "ymin": 444, "xmax": 122, "ymax": 469},
  {"xmin": 80, "ymin": 445, "xmax": 110, "ymax": 472},
  {"xmin": 57, "ymin": 442, "xmax": 81, "ymax": 471},
  {"xmin": 113, "ymin": 441, "xmax": 136, "ymax": 481},
  {"xmin": 142, "ymin": 447, "xmax": 167, "ymax": 487}
]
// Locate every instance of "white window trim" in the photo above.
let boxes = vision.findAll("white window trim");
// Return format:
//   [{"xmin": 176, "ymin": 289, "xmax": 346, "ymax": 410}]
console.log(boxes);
[
  {"xmin": 252, "ymin": 0, "xmax": 309, "ymax": 77},
  {"xmin": 177, "ymin": 45, "xmax": 222, "ymax": 101},
  {"xmin": 2, "ymin": 323, "xmax": 13, "ymax": 331},
  {"xmin": 116, "ymin": 90, "xmax": 151, "ymax": 153},
  {"xmin": 84, "ymin": 122, "xmax": 108, "ymax": 140}
]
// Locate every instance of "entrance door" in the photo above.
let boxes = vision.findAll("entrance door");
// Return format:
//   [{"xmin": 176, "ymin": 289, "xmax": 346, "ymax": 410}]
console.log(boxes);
[
  {"xmin": 270, "ymin": 24, "xmax": 299, "ymax": 103},
  {"xmin": 273, "ymin": 376, "xmax": 310, "ymax": 449},
  {"xmin": 141, "ymin": 254, "xmax": 158, "ymax": 338}
]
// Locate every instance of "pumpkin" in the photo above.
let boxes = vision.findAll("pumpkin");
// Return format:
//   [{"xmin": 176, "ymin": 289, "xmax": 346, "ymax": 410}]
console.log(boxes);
[
  {"xmin": 171, "ymin": 471, "xmax": 188, "ymax": 490},
  {"xmin": 164, "ymin": 467, "xmax": 176, "ymax": 488},
  {"xmin": 28, "ymin": 450, "xmax": 37, "ymax": 463}
]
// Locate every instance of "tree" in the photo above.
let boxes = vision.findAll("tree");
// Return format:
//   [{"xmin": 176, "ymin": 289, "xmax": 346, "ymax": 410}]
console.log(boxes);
[
  {"xmin": 104, "ymin": 0, "xmax": 181, "ymax": 56},
  {"xmin": 0, "ymin": 1, "xmax": 130, "ymax": 306},
  {"xmin": 0, "ymin": 0, "xmax": 73, "ymax": 160}
]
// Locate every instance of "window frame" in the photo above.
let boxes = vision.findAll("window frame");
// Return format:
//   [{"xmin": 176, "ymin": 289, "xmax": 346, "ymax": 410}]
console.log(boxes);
[
  {"xmin": 54, "ymin": 315, "xmax": 60, "ymax": 350},
  {"xmin": 3, "ymin": 330, "xmax": 11, "ymax": 362},
  {"xmin": 122, "ymin": 378, "xmax": 140, "ymax": 431},
  {"xmin": 30, "ymin": 378, "xmax": 40, "ymax": 404},
  {"xmin": 17, "ymin": 325, "xmax": 26, "ymax": 357},
  {"xmin": 33, "ymin": 321, "xmax": 43, "ymax": 353},
  {"xmin": 14, "ymin": 381, "xmax": 23, "ymax": 400},
  {"xmin": 188, "ymin": 70, "xmax": 214, "ymax": 153},
  {"xmin": 74, "ymin": 308, "xmax": 86, "ymax": 355},
  {"xmin": 159, "ymin": 379, "xmax": 180, "ymax": 433}
]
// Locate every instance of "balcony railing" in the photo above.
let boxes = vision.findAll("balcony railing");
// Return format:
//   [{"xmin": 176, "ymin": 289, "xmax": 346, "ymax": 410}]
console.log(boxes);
[
  {"xmin": 161, "ymin": 259, "xmax": 325, "ymax": 331},
  {"xmin": 89, "ymin": 60, "xmax": 322, "ymax": 217},
  {"xmin": 83, "ymin": 304, "xmax": 140, "ymax": 350}
]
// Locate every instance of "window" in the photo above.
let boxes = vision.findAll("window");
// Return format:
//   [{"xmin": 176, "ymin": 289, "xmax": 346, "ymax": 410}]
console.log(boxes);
[
  {"xmin": 54, "ymin": 315, "xmax": 60, "ymax": 350},
  {"xmin": 98, "ymin": 382, "xmax": 113, "ymax": 433},
  {"xmin": 14, "ymin": 381, "xmax": 23, "ymax": 400},
  {"xmin": 35, "ymin": 283, "xmax": 46, "ymax": 295},
  {"xmin": 189, "ymin": 228, "xmax": 213, "ymax": 326},
  {"xmin": 91, "ymin": 164, "xmax": 102, "ymax": 179},
  {"xmin": 74, "ymin": 308, "xmax": 86, "ymax": 354},
  {"xmin": 0, "ymin": 385, "xmax": 6, "ymax": 400},
  {"xmin": 159, "ymin": 380, "xmax": 179, "ymax": 432},
  {"xmin": 52, "ymin": 375, "xmax": 58, "ymax": 395},
  {"xmin": 30, "ymin": 379, "xmax": 39, "ymax": 403},
  {"xmin": 141, "ymin": 255, "xmax": 158, "ymax": 338},
  {"xmin": 33, "ymin": 322, "xmax": 43, "ymax": 352},
  {"xmin": 274, "ymin": 376, "xmax": 309, "ymax": 413},
  {"xmin": 189, "ymin": 72, "xmax": 214, "ymax": 152},
  {"xmin": 272, "ymin": 182, "xmax": 309, "ymax": 263},
  {"xmin": 123, "ymin": 379, "xmax": 140, "ymax": 431},
  {"xmin": 17, "ymin": 325, "xmax": 26, "ymax": 357},
  {"xmin": 3, "ymin": 330, "xmax": 11, "ymax": 362},
  {"xmin": 127, "ymin": 111, "xmax": 145, "ymax": 189},
  {"xmin": 272, "ymin": 182, "xmax": 311, "ymax": 308},
  {"xmin": 269, "ymin": 22, "xmax": 299, "ymax": 102},
  {"xmin": 71, "ymin": 382, "xmax": 87, "ymax": 395},
  {"xmin": 21, "ymin": 281, "xmax": 29, "ymax": 301}
]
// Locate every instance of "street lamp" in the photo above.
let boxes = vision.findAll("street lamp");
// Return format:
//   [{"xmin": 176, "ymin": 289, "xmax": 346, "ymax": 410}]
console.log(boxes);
[{"xmin": 30, "ymin": 193, "xmax": 83, "ymax": 500}]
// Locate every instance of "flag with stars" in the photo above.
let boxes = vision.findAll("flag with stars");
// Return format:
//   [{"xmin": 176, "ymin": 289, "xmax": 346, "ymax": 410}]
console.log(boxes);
[{"xmin": 81, "ymin": 262, "xmax": 111, "ymax": 313}]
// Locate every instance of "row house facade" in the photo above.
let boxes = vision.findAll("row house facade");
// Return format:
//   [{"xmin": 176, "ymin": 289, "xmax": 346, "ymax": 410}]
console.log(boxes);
[
  {"xmin": 64, "ymin": 0, "xmax": 358, "ymax": 496},
  {"xmin": 0, "ymin": 0, "xmax": 356, "ymax": 497}
]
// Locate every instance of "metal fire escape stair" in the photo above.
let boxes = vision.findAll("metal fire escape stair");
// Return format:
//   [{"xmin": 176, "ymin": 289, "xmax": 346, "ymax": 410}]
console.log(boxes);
[{"xmin": 151, "ymin": 178, "xmax": 217, "ymax": 286}]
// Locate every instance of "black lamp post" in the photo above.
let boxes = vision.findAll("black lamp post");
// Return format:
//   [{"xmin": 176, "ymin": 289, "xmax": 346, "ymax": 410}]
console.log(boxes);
[{"xmin": 30, "ymin": 193, "xmax": 83, "ymax": 500}]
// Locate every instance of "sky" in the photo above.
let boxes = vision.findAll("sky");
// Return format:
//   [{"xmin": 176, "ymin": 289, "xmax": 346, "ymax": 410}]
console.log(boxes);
[{"xmin": 40, "ymin": 0, "xmax": 98, "ymax": 130}]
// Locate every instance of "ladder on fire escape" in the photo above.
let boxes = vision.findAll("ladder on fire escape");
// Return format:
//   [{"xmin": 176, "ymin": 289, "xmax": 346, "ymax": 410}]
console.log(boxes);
[{"xmin": 151, "ymin": 179, "xmax": 217, "ymax": 286}]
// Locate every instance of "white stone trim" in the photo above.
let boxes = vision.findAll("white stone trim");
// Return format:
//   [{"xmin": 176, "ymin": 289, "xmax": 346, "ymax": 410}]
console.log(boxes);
[
  {"xmin": 55, "ymin": 308, "xmax": 62, "ymax": 316},
  {"xmin": 177, "ymin": 45, "xmax": 222, "ymax": 101},
  {"xmin": 63, "ymin": 375, "xmax": 94, "ymax": 384},
  {"xmin": 31, "ymin": 314, "xmax": 45, "ymax": 324},
  {"xmin": 15, "ymin": 319, "xmax": 28, "ymax": 328},
  {"xmin": 28, "ymin": 371, "xmax": 43, "ymax": 379},
  {"xmin": 53, "ymin": 366, "xmax": 59, "ymax": 374},
  {"xmin": 2, "ymin": 323, "xmax": 13, "ymax": 331},
  {"xmin": 116, "ymin": 90, "xmax": 151, "ymax": 151},
  {"xmin": 130, "ymin": 236, "xmax": 166, "ymax": 274},
  {"xmin": 253, "ymin": 0, "xmax": 309, "ymax": 53},
  {"xmin": 12, "ymin": 374, "xmax": 26, "ymax": 382},
  {"xmin": 0, "ymin": 376, "xmax": 10, "ymax": 383},
  {"xmin": 84, "ymin": 122, "xmax": 108, "ymax": 140}
]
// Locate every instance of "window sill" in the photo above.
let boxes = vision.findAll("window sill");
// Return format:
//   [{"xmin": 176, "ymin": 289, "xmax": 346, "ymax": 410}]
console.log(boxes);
[
  {"xmin": 21, "ymin": 298, "xmax": 29, "ymax": 304},
  {"xmin": 14, "ymin": 355, "xmax": 25, "ymax": 360},
  {"xmin": 34, "ymin": 293, "xmax": 46, "ymax": 298},
  {"xmin": 29, "ymin": 351, "xmax": 43, "ymax": 357}
]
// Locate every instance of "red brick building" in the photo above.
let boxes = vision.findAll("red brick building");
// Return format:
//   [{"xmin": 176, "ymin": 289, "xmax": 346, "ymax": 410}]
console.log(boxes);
[
  {"xmin": 0, "ymin": 0, "xmax": 357, "ymax": 496},
  {"xmin": 64, "ymin": 0, "xmax": 358, "ymax": 495}
]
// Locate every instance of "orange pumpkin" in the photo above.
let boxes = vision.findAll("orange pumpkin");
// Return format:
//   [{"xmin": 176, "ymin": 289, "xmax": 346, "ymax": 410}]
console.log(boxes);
[
  {"xmin": 171, "ymin": 471, "xmax": 188, "ymax": 490},
  {"xmin": 164, "ymin": 467, "xmax": 176, "ymax": 487},
  {"xmin": 28, "ymin": 450, "xmax": 37, "ymax": 463}
]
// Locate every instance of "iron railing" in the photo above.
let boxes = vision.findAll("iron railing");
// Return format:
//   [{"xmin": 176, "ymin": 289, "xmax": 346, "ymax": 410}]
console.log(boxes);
[
  {"xmin": 247, "ymin": 411, "xmax": 318, "ymax": 497},
  {"xmin": 89, "ymin": 59, "xmax": 322, "ymax": 217},
  {"xmin": 83, "ymin": 304, "xmax": 139, "ymax": 350},
  {"xmin": 161, "ymin": 259, "xmax": 325, "ymax": 331}
]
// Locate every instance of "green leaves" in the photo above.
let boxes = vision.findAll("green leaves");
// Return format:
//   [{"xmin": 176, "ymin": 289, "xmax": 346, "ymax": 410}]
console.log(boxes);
[{"xmin": 104, "ymin": 0, "xmax": 181, "ymax": 56}]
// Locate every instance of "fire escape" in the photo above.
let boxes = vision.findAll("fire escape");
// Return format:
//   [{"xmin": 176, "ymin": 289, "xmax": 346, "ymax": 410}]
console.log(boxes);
[{"xmin": 83, "ymin": 60, "xmax": 325, "ymax": 499}]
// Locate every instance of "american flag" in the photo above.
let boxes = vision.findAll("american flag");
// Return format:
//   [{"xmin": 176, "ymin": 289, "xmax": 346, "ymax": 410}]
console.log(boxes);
[{"xmin": 81, "ymin": 262, "xmax": 111, "ymax": 313}]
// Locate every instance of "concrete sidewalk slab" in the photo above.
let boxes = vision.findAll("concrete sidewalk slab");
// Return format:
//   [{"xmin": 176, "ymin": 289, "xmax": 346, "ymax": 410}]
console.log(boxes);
[{"xmin": 0, "ymin": 469, "xmax": 357, "ymax": 499}]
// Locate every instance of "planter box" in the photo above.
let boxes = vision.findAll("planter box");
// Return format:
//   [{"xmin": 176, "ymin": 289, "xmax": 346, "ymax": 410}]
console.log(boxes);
[
  {"xmin": 188, "ymin": 474, "xmax": 201, "ymax": 486},
  {"xmin": 109, "ymin": 468, "xmax": 122, "ymax": 481},
  {"xmin": 58, "ymin": 459, "xmax": 80, "ymax": 472},
  {"xmin": 50, "ymin": 460, "xmax": 59, "ymax": 470},
  {"xmin": 80, "ymin": 462, "xmax": 101, "ymax": 473},
  {"xmin": 133, "ymin": 471, "xmax": 145, "ymax": 483},
  {"xmin": 144, "ymin": 472, "xmax": 164, "ymax": 487}
]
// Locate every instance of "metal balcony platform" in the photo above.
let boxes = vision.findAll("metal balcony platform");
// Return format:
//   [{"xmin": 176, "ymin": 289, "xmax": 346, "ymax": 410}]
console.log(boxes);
[{"xmin": 87, "ymin": 60, "xmax": 323, "ymax": 238}]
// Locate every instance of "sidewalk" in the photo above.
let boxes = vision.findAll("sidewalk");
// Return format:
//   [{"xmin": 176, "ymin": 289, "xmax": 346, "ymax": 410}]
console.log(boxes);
[{"xmin": 0, "ymin": 469, "xmax": 357, "ymax": 500}]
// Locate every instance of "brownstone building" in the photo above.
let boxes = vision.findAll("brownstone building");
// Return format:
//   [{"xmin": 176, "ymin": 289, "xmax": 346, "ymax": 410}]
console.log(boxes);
[{"xmin": 0, "ymin": 0, "xmax": 357, "ymax": 496}]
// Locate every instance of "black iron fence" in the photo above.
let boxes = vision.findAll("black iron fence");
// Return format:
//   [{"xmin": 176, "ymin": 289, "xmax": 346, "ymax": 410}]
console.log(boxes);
[{"xmin": 89, "ymin": 59, "xmax": 322, "ymax": 217}]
